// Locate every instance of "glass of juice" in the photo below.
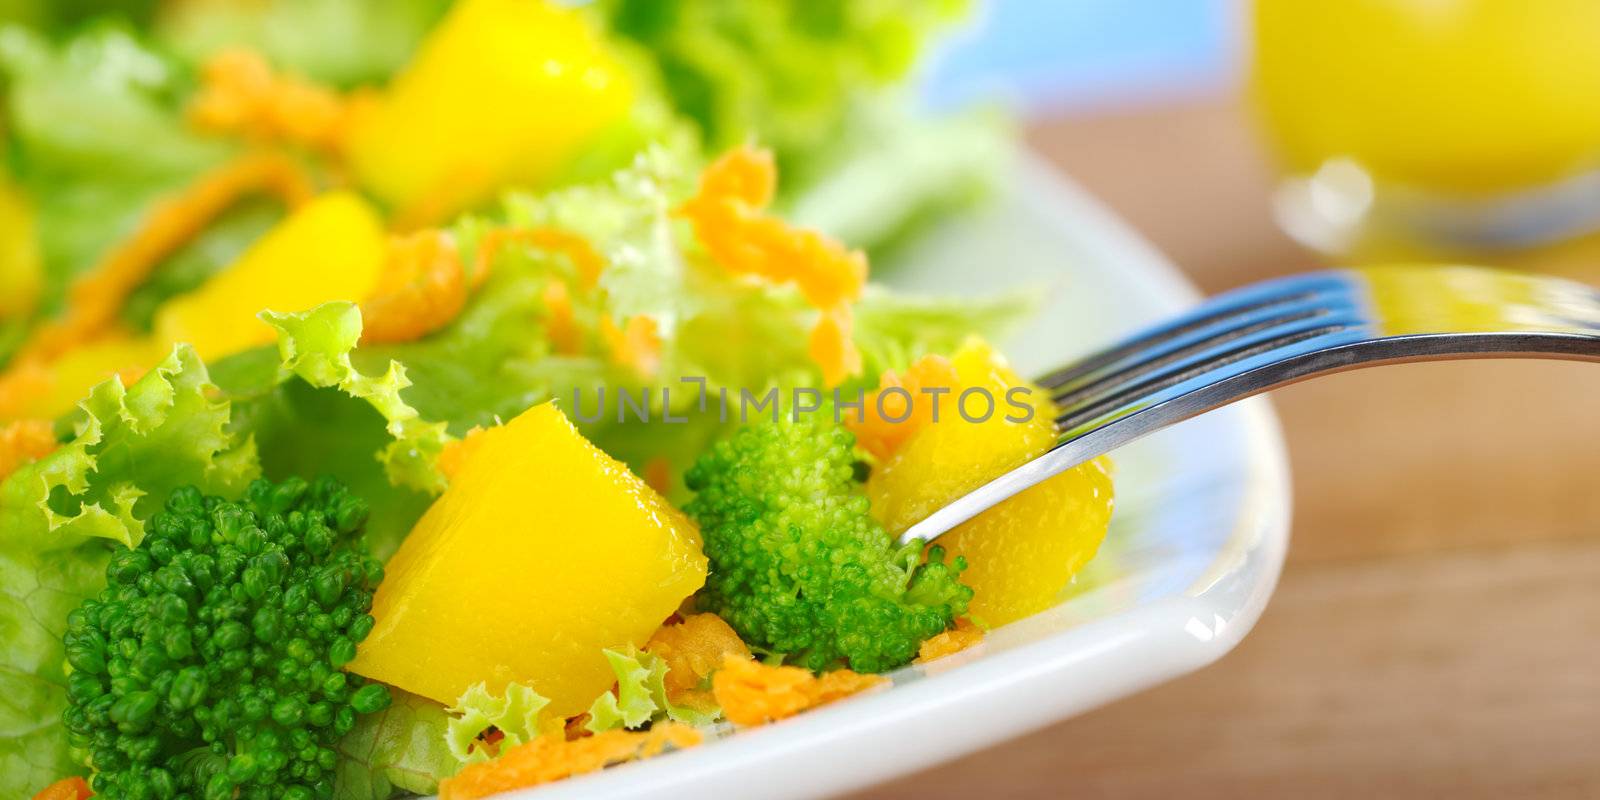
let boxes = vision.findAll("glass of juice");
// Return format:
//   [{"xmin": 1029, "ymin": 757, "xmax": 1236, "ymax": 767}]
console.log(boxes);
[{"xmin": 1251, "ymin": 0, "xmax": 1600, "ymax": 266}]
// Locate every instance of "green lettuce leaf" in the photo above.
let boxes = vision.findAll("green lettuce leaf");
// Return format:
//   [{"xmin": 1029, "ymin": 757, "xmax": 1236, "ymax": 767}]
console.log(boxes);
[
  {"xmin": 262, "ymin": 303, "xmax": 453, "ymax": 495},
  {"xmin": 156, "ymin": 0, "xmax": 450, "ymax": 88},
  {"xmin": 0, "ymin": 0, "xmax": 158, "ymax": 33},
  {"xmin": 584, "ymin": 648, "xmax": 718, "ymax": 734},
  {"xmin": 0, "ymin": 313, "xmax": 459, "ymax": 794},
  {"xmin": 0, "ymin": 26, "xmax": 237, "ymax": 320},
  {"xmin": 350, "ymin": 147, "xmax": 1029, "ymax": 495},
  {"xmin": 334, "ymin": 688, "xmax": 458, "ymax": 800},
  {"xmin": 598, "ymin": 0, "xmax": 968, "ymax": 186},
  {"xmin": 0, "ymin": 344, "xmax": 258, "ymax": 798},
  {"xmin": 585, "ymin": 649, "xmax": 660, "ymax": 733},
  {"xmin": 852, "ymin": 287, "xmax": 1039, "ymax": 380},
  {"xmin": 446, "ymin": 682, "xmax": 551, "ymax": 766},
  {"xmin": 785, "ymin": 100, "xmax": 1013, "ymax": 259}
]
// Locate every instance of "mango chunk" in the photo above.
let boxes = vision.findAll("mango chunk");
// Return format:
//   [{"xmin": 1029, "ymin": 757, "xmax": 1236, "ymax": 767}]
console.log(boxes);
[
  {"xmin": 350, "ymin": 402, "xmax": 707, "ymax": 718},
  {"xmin": 936, "ymin": 457, "xmax": 1113, "ymax": 626},
  {"xmin": 0, "ymin": 173, "xmax": 40, "ymax": 318},
  {"xmin": 346, "ymin": 0, "xmax": 632, "ymax": 222},
  {"xmin": 0, "ymin": 334, "xmax": 168, "ymax": 422},
  {"xmin": 866, "ymin": 342, "xmax": 1115, "ymax": 627},
  {"xmin": 153, "ymin": 191, "xmax": 387, "ymax": 361}
]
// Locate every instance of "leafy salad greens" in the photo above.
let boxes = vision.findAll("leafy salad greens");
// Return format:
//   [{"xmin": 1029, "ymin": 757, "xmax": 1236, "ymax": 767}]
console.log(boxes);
[{"xmin": 0, "ymin": 2, "xmax": 1103, "ymax": 799}]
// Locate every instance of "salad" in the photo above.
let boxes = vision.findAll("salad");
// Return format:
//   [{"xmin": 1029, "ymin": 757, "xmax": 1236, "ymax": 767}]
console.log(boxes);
[{"xmin": 0, "ymin": 2, "xmax": 1115, "ymax": 798}]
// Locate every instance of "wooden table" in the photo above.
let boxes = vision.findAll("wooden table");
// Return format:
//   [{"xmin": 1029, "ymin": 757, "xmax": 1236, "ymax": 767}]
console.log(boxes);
[{"xmin": 848, "ymin": 97, "xmax": 1600, "ymax": 798}]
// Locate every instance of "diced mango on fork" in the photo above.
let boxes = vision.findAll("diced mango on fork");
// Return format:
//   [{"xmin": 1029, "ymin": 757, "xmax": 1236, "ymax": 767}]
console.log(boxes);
[{"xmin": 864, "ymin": 341, "xmax": 1114, "ymax": 626}]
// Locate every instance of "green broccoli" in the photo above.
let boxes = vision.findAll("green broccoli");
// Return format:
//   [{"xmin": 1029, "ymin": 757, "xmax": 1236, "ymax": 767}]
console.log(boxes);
[
  {"xmin": 61, "ymin": 476, "xmax": 392, "ymax": 800},
  {"xmin": 683, "ymin": 417, "xmax": 972, "ymax": 673}
]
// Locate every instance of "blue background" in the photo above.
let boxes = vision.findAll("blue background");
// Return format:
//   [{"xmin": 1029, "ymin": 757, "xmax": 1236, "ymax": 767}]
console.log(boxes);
[{"xmin": 921, "ymin": 0, "xmax": 1238, "ymax": 112}]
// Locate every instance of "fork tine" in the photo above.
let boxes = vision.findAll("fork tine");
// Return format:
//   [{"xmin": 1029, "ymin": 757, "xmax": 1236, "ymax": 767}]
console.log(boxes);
[
  {"xmin": 1035, "ymin": 272, "xmax": 1352, "ymax": 391},
  {"xmin": 899, "ymin": 323, "xmax": 1368, "ymax": 546},
  {"xmin": 1052, "ymin": 291, "xmax": 1354, "ymax": 408},
  {"xmin": 1055, "ymin": 307, "xmax": 1366, "ymax": 429},
  {"xmin": 898, "ymin": 266, "xmax": 1600, "ymax": 548}
]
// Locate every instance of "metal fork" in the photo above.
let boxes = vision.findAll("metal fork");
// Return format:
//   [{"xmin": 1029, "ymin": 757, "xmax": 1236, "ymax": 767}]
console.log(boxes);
[{"xmin": 899, "ymin": 264, "xmax": 1600, "ymax": 545}]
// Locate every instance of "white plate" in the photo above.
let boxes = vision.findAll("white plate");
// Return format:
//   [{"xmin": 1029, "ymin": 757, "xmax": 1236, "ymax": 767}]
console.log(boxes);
[{"xmin": 502, "ymin": 157, "xmax": 1293, "ymax": 799}]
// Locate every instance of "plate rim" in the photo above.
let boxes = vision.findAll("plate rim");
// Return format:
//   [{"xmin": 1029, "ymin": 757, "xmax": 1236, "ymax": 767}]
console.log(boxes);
[{"xmin": 489, "ymin": 156, "xmax": 1294, "ymax": 800}]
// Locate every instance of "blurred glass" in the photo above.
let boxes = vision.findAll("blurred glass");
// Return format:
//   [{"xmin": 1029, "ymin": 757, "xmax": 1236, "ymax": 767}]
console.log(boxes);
[{"xmin": 1251, "ymin": 0, "xmax": 1600, "ymax": 267}]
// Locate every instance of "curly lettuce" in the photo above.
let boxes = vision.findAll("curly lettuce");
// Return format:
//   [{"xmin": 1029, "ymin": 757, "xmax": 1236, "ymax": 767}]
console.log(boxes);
[
  {"xmin": 597, "ymin": 0, "xmax": 968, "ymax": 177},
  {"xmin": 347, "ymin": 147, "xmax": 1029, "ymax": 497},
  {"xmin": 446, "ymin": 682, "xmax": 551, "ymax": 766},
  {"xmin": 0, "ymin": 26, "xmax": 239, "ymax": 322},
  {"xmin": 0, "ymin": 309, "xmax": 460, "ymax": 796},
  {"xmin": 156, "ymin": 0, "xmax": 451, "ymax": 88},
  {"xmin": 0, "ymin": 345, "xmax": 257, "ymax": 797},
  {"xmin": 262, "ymin": 303, "xmax": 452, "ymax": 494},
  {"xmin": 585, "ymin": 648, "xmax": 717, "ymax": 734}
]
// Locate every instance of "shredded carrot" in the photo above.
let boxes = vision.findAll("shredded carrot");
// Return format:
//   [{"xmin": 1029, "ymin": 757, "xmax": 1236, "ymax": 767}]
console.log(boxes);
[
  {"xmin": 806, "ymin": 304, "xmax": 863, "ymax": 389},
  {"xmin": 0, "ymin": 361, "xmax": 52, "ymax": 423},
  {"xmin": 438, "ymin": 723, "xmax": 702, "ymax": 799},
  {"xmin": 359, "ymin": 229, "xmax": 468, "ymax": 344},
  {"xmin": 563, "ymin": 713, "xmax": 593, "ymax": 741},
  {"xmin": 31, "ymin": 776, "xmax": 92, "ymax": 800},
  {"xmin": 915, "ymin": 618, "xmax": 984, "ymax": 664},
  {"xmin": 436, "ymin": 425, "xmax": 487, "ymax": 482},
  {"xmin": 642, "ymin": 457, "xmax": 674, "ymax": 496},
  {"xmin": 357, "ymin": 224, "xmax": 611, "ymax": 348},
  {"xmin": 474, "ymin": 227, "xmax": 605, "ymax": 290},
  {"xmin": 711, "ymin": 655, "xmax": 886, "ymax": 728},
  {"xmin": 812, "ymin": 668, "xmax": 890, "ymax": 705},
  {"xmin": 0, "ymin": 419, "xmax": 56, "ymax": 480},
  {"xmin": 9, "ymin": 151, "xmax": 314, "ymax": 368},
  {"xmin": 599, "ymin": 315, "xmax": 662, "ymax": 378},
  {"xmin": 540, "ymin": 280, "xmax": 582, "ymax": 355},
  {"xmin": 646, "ymin": 613, "xmax": 752, "ymax": 710},
  {"xmin": 679, "ymin": 146, "xmax": 868, "ymax": 385},
  {"xmin": 845, "ymin": 353, "xmax": 962, "ymax": 460},
  {"xmin": 189, "ymin": 48, "xmax": 366, "ymax": 154}
]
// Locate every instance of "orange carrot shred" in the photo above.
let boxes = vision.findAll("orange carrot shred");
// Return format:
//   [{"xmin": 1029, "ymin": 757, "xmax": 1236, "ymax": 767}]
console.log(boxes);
[
  {"xmin": 8, "ymin": 151, "xmax": 314, "ymax": 368},
  {"xmin": 805, "ymin": 304, "xmax": 863, "ymax": 390},
  {"xmin": 474, "ymin": 227, "xmax": 606, "ymax": 290},
  {"xmin": 646, "ymin": 613, "xmax": 752, "ymax": 709},
  {"xmin": 599, "ymin": 314, "xmax": 662, "ymax": 378},
  {"xmin": 32, "ymin": 776, "xmax": 92, "ymax": 800},
  {"xmin": 540, "ymin": 280, "xmax": 583, "ymax": 356},
  {"xmin": 359, "ymin": 229, "xmax": 468, "ymax": 344},
  {"xmin": 711, "ymin": 655, "xmax": 886, "ymax": 728},
  {"xmin": 438, "ymin": 723, "xmax": 702, "ymax": 799},
  {"xmin": 915, "ymin": 618, "xmax": 984, "ymax": 664},
  {"xmin": 436, "ymin": 426, "xmax": 488, "ymax": 482},
  {"xmin": 0, "ymin": 419, "xmax": 56, "ymax": 480},
  {"xmin": 642, "ymin": 457, "xmax": 674, "ymax": 496},
  {"xmin": 844, "ymin": 353, "xmax": 962, "ymax": 460},
  {"xmin": 679, "ymin": 146, "xmax": 868, "ymax": 385},
  {"xmin": 190, "ymin": 49, "xmax": 365, "ymax": 155}
]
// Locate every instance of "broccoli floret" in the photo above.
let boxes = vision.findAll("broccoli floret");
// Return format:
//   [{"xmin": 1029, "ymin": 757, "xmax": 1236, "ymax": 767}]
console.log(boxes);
[
  {"xmin": 61, "ymin": 476, "xmax": 391, "ymax": 800},
  {"xmin": 684, "ymin": 418, "xmax": 972, "ymax": 673}
]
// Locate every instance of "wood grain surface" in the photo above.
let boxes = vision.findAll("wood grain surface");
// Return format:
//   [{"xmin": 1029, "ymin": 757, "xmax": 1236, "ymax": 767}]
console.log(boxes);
[{"xmin": 845, "ymin": 97, "xmax": 1600, "ymax": 799}]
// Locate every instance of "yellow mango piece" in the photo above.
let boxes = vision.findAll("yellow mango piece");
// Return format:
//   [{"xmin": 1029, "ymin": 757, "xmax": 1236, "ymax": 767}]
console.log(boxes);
[
  {"xmin": 153, "ymin": 192, "xmax": 387, "ymax": 361},
  {"xmin": 349, "ymin": 402, "xmax": 707, "ymax": 718},
  {"xmin": 0, "ymin": 335, "xmax": 167, "ymax": 422},
  {"xmin": 0, "ymin": 174, "xmax": 41, "ymax": 318},
  {"xmin": 866, "ymin": 341, "xmax": 1115, "ymax": 627},
  {"xmin": 347, "ymin": 0, "xmax": 633, "ymax": 221},
  {"xmin": 867, "ymin": 342, "xmax": 1058, "ymax": 533},
  {"xmin": 936, "ymin": 457, "xmax": 1113, "ymax": 627}
]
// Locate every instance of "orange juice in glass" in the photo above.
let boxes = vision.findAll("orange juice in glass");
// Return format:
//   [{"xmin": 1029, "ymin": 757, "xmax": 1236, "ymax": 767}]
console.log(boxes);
[{"xmin": 1251, "ymin": 0, "xmax": 1600, "ymax": 265}]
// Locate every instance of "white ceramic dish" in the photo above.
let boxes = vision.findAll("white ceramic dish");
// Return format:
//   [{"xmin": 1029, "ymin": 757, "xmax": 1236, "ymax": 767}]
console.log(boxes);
[{"xmin": 497, "ymin": 157, "xmax": 1293, "ymax": 799}]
